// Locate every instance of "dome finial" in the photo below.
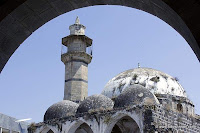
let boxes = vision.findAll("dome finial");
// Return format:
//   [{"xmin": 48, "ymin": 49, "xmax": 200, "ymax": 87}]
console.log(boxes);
[
  {"xmin": 138, "ymin": 63, "xmax": 140, "ymax": 68},
  {"xmin": 75, "ymin": 16, "xmax": 80, "ymax": 24}
]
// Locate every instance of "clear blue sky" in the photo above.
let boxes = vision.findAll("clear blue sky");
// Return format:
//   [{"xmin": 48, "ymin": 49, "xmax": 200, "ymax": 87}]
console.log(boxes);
[{"xmin": 0, "ymin": 6, "xmax": 200, "ymax": 123}]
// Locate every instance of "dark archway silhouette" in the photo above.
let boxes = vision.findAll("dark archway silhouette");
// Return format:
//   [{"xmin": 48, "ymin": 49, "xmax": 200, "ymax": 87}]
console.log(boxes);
[
  {"xmin": 111, "ymin": 116, "xmax": 140, "ymax": 133},
  {"xmin": 111, "ymin": 125, "xmax": 122, "ymax": 133},
  {"xmin": 0, "ymin": 0, "xmax": 200, "ymax": 73},
  {"xmin": 40, "ymin": 127, "xmax": 57, "ymax": 133},
  {"xmin": 47, "ymin": 129, "xmax": 54, "ymax": 133},
  {"xmin": 75, "ymin": 123, "xmax": 93, "ymax": 133}
]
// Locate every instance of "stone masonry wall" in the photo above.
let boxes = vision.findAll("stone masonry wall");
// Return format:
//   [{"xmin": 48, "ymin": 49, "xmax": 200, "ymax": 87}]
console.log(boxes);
[
  {"xmin": 152, "ymin": 105, "xmax": 200, "ymax": 132},
  {"xmin": 64, "ymin": 61, "xmax": 88, "ymax": 102}
]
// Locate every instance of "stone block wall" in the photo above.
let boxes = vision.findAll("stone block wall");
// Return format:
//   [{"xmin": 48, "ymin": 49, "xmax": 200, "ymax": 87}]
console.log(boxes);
[
  {"xmin": 152, "ymin": 105, "xmax": 200, "ymax": 132},
  {"xmin": 64, "ymin": 61, "xmax": 88, "ymax": 102},
  {"xmin": 65, "ymin": 61, "xmax": 88, "ymax": 80},
  {"xmin": 156, "ymin": 94, "xmax": 195, "ymax": 117},
  {"xmin": 67, "ymin": 39, "xmax": 87, "ymax": 52}
]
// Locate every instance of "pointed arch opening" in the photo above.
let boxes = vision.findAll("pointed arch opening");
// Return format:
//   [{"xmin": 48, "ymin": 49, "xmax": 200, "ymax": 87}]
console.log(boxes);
[
  {"xmin": 47, "ymin": 129, "xmax": 54, "ymax": 133},
  {"xmin": 39, "ymin": 126, "xmax": 57, "ymax": 133},
  {"xmin": 74, "ymin": 123, "xmax": 93, "ymax": 133},
  {"xmin": 111, "ymin": 125, "xmax": 122, "ymax": 133},
  {"xmin": 111, "ymin": 116, "xmax": 140, "ymax": 133}
]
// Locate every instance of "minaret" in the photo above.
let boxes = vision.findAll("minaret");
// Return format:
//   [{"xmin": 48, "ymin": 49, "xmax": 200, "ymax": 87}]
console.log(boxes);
[{"xmin": 61, "ymin": 17, "xmax": 92, "ymax": 103}]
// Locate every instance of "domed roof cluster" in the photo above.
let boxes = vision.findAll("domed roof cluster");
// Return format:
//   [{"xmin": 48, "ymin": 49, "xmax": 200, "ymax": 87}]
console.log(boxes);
[
  {"xmin": 102, "ymin": 68, "xmax": 187, "ymax": 99},
  {"xmin": 44, "ymin": 68, "xmax": 188, "ymax": 121},
  {"xmin": 44, "ymin": 95, "xmax": 114, "ymax": 121},
  {"xmin": 44, "ymin": 86, "xmax": 159, "ymax": 121}
]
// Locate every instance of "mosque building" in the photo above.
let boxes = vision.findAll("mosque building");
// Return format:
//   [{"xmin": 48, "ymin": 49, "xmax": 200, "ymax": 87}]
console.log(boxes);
[{"xmin": 28, "ymin": 17, "xmax": 200, "ymax": 133}]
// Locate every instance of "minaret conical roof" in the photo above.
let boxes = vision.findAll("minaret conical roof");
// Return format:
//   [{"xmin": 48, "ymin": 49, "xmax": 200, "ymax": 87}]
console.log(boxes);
[{"xmin": 69, "ymin": 16, "xmax": 86, "ymax": 35}]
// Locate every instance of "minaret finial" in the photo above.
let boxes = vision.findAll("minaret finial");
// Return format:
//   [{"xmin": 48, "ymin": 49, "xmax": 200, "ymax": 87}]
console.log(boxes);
[
  {"xmin": 69, "ymin": 16, "xmax": 85, "ymax": 35},
  {"xmin": 75, "ymin": 16, "xmax": 80, "ymax": 24},
  {"xmin": 138, "ymin": 63, "xmax": 140, "ymax": 68}
]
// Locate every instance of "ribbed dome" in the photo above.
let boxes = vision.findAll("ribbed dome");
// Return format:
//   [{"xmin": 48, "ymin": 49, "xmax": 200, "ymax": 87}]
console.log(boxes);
[
  {"xmin": 76, "ymin": 94, "xmax": 114, "ymax": 114},
  {"xmin": 102, "ymin": 68, "xmax": 187, "ymax": 99},
  {"xmin": 114, "ymin": 84, "xmax": 159, "ymax": 108},
  {"xmin": 44, "ymin": 100, "xmax": 78, "ymax": 121}
]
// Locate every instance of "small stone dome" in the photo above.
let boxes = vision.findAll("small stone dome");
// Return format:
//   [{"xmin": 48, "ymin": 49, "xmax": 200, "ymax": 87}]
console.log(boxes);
[
  {"xmin": 114, "ymin": 84, "xmax": 159, "ymax": 108},
  {"xmin": 102, "ymin": 68, "xmax": 187, "ymax": 99},
  {"xmin": 76, "ymin": 94, "xmax": 114, "ymax": 114},
  {"xmin": 44, "ymin": 100, "xmax": 78, "ymax": 121}
]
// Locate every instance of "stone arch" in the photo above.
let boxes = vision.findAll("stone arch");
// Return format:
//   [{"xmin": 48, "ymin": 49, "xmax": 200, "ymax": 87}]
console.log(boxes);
[
  {"xmin": 38, "ymin": 126, "xmax": 58, "ymax": 133},
  {"xmin": 66, "ymin": 120, "xmax": 94, "ymax": 133},
  {"xmin": 75, "ymin": 123, "xmax": 93, "ymax": 133},
  {"xmin": 47, "ymin": 129, "xmax": 54, "ymax": 133},
  {"xmin": 104, "ymin": 112, "xmax": 142, "ymax": 133},
  {"xmin": 111, "ymin": 116, "xmax": 140, "ymax": 133},
  {"xmin": 0, "ymin": 0, "xmax": 200, "ymax": 73},
  {"xmin": 111, "ymin": 125, "xmax": 122, "ymax": 133}
]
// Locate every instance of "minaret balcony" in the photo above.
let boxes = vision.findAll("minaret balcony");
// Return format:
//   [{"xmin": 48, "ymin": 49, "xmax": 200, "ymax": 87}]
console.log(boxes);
[
  {"xmin": 61, "ymin": 44, "xmax": 93, "ymax": 57},
  {"xmin": 61, "ymin": 51, "xmax": 92, "ymax": 64},
  {"xmin": 62, "ymin": 35, "xmax": 92, "ymax": 47}
]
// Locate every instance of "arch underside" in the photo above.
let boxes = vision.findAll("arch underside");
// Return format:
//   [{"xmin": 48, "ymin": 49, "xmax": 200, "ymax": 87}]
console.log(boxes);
[
  {"xmin": 75, "ymin": 123, "xmax": 93, "ymax": 133},
  {"xmin": 39, "ymin": 126, "xmax": 57, "ymax": 133},
  {"xmin": 0, "ymin": 0, "xmax": 200, "ymax": 73},
  {"xmin": 47, "ymin": 129, "xmax": 54, "ymax": 133},
  {"xmin": 111, "ymin": 116, "xmax": 140, "ymax": 133}
]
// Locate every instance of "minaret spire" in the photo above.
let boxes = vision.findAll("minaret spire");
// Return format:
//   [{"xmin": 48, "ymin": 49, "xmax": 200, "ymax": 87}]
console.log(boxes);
[
  {"xmin": 75, "ymin": 16, "xmax": 80, "ymax": 24},
  {"xmin": 61, "ymin": 17, "xmax": 93, "ymax": 103}
]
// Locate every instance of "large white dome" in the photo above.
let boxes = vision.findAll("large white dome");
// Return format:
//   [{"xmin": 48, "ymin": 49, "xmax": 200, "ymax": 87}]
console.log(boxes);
[{"xmin": 102, "ymin": 68, "xmax": 187, "ymax": 98}]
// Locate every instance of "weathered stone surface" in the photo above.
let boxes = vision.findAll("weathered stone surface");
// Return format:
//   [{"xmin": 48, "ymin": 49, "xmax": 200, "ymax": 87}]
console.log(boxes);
[
  {"xmin": 30, "ymin": 104, "xmax": 200, "ymax": 133},
  {"xmin": 44, "ymin": 100, "xmax": 78, "ymax": 121},
  {"xmin": 156, "ymin": 93, "xmax": 195, "ymax": 117},
  {"xmin": 20, "ymin": 14, "xmax": 44, "ymax": 32},
  {"xmin": 9, "ymin": 3, "xmax": 34, "ymax": 21},
  {"xmin": 114, "ymin": 84, "xmax": 159, "ymax": 108},
  {"xmin": 152, "ymin": 105, "xmax": 200, "ymax": 132},
  {"xmin": 62, "ymin": 19, "xmax": 92, "ymax": 103},
  {"xmin": 76, "ymin": 94, "xmax": 114, "ymax": 114},
  {"xmin": 26, "ymin": 0, "xmax": 52, "ymax": 14},
  {"xmin": 1, "ymin": 0, "xmax": 200, "ymax": 73},
  {"xmin": 39, "ymin": 7, "xmax": 59, "ymax": 22},
  {"xmin": 102, "ymin": 68, "xmax": 187, "ymax": 98}
]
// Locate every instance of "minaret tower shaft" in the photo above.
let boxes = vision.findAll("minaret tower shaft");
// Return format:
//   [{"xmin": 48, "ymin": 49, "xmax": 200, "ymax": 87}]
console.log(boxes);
[{"xmin": 61, "ymin": 17, "xmax": 92, "ymax": 103}]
